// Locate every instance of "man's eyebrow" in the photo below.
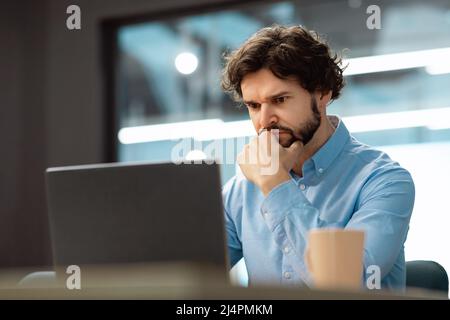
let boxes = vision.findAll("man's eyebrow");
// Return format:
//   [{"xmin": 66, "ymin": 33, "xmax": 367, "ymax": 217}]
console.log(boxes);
[
  {"xmin": 268, "ymin": 91, "xmax": 292, "ymax": 99},
  {"xmin": 243, "ymin": 91, "xmax": 292, "ymax": 105}
]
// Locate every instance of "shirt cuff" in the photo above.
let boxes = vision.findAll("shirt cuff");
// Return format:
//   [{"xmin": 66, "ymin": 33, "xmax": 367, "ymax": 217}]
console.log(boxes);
[{"xmin": 260, "ymin": 179, "xmax": 309, "ymax": 229}]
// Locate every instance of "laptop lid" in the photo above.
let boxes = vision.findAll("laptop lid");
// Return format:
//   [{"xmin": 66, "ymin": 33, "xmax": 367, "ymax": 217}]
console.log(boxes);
[{"xmin": 45, "ymin": 161, "xmax": 228, "ymax": 273}]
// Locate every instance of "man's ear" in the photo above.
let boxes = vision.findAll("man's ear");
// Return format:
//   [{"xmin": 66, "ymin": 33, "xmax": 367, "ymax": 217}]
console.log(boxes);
[
  {"xmin": 319, "ymin": 90, "xmax": 332, "ymax": 108},
  {"xmin": 319, "ymin": 90, "xmax": 332, "ymax": 101}
]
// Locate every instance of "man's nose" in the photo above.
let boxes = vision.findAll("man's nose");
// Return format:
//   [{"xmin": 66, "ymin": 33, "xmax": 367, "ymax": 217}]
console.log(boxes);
[{"xmin": 259, "ymin": 103, "xmax": 278, "ymax": 129}]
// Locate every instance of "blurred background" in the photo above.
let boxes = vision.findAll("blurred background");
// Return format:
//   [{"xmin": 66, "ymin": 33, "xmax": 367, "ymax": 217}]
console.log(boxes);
[{"xmin": 1, "ymin": 0, "xmax": 450, "ymax": 286}]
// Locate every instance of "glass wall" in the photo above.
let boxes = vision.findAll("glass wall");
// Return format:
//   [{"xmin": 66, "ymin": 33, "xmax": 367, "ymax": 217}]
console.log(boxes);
[{"xmin": 114, "ymin": 0, "xmax": 450, "ymax": 287}]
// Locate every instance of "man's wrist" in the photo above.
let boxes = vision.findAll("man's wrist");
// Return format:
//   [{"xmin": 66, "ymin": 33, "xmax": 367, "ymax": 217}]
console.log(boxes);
[{"xmin": 260, "ymin": 171, "xmax": 291, "ymax": 196}]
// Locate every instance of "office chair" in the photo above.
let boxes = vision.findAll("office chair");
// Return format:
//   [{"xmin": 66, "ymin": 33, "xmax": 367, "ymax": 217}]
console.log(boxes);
[
  {"xmin": 406, "ymin": 260, "xmax": 448, "ymax": 294},
  {"xmin": 18, "ymin": 271, "xmax": 57, "ymax": 288}
]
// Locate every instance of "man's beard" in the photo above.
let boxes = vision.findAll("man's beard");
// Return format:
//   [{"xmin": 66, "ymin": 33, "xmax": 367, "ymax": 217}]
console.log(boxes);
[{"xmin": 268, "ymin": 95, "xmax": 322, "ymax": 147}]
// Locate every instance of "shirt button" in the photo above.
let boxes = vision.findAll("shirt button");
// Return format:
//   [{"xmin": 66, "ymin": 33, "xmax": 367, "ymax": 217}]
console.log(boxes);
[
  {"xmin": 263, "ymin": 212, "xmax": 270, "ymax": 219},
  {"xmin": 318, "ymin": 168, "xmax": 324, "ymax": 174},
  {"xmin": 283, "ymin": 246, "xmax": 290, "ymax": 254},
  {"xmin": 284, "ymin": 272, "xmax": 291, "ymax": 279},
  {"xmin": 300, "ymin": 184, "xmax": 306, "ymax": 190}
]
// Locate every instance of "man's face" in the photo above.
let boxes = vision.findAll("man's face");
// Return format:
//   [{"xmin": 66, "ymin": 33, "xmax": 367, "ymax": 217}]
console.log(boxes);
[{"xmin": 241, "ymin": 68, "xmax": 322, "ymax": 148}]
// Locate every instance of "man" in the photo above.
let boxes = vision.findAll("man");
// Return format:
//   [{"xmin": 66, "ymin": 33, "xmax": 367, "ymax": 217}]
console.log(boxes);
[{"xmin": 221, "ymin": 25, "xmax": 415, "ymax": 289}]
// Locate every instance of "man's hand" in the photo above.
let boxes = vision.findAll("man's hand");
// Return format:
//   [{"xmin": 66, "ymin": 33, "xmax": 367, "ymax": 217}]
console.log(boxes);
[{"xmin": 237, "ymin": 130, "xmax": 303, "ymax": 196}]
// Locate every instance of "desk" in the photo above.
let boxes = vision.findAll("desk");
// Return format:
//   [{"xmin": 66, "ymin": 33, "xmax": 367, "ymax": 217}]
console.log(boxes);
[{"xmin": 0, "ymin": 262, "xmax": 446, "ymax": 300}]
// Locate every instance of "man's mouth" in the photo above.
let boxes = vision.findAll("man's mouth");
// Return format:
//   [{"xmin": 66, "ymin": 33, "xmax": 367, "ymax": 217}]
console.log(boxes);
[
  {"xmin": 260, "ymin": 127, "xmax": 292, "ymax": 134},
  {"xmin": 259, "ymin": 127, "xmax": 303, "ymax": 144},
  {"xmin": 278, "ymin": 129, "xmax": 302, "ymax": 142}
]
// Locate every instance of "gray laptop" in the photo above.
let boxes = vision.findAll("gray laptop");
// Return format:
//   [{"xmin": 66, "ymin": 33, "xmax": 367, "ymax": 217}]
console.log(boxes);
[{"xmin": 45, "ymin": 161, "xmax": 228, "ymax": 273}]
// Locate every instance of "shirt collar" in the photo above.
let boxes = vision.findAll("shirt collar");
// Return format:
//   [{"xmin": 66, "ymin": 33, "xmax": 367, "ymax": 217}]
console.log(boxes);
[{"xmin": 309, "ymin": 115, "xmax": 350, "ymax": 176}]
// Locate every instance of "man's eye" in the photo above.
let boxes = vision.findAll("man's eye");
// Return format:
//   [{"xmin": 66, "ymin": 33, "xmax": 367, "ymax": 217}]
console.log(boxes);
[
  {"xmin": 246, "ymin": 103, "xmax": 259, "ymax": 109},
  {"xmin": 273, "ymin": 96, "xmax": 286, "ymax": 104}
]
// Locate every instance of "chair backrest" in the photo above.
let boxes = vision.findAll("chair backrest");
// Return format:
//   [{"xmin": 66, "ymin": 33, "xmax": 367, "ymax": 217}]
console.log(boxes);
[{"xmin": 406, "ymin": 260, "xmax": 448, "ymax": 294}]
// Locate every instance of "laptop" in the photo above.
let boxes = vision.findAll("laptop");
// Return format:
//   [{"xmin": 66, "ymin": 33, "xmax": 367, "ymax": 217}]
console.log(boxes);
[{"xmin": 45, "ymin": 161, "xmax": 228, "ymax": 275}]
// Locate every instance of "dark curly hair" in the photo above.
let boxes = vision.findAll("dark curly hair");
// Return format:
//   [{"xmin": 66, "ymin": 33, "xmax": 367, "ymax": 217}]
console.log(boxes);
[{"xmin": 221, "ymin": 25, "xmax": 345, "ymax": 102}]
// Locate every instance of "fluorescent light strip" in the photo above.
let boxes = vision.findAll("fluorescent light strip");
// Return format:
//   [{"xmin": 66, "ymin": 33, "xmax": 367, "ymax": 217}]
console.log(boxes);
[
  {"xmin": 118, "ymin": 108, "xmax": 450, "ymax": 144},
  {"xmin": 425, "ymin": 63, "xmax": 450, "ymax": 75},
  {"xmin": 343, "ymin": 107, "xmax": 450, "ymax": 133},
  {"xmin": 117, "ymin": 119, "xmax": 224, "ymax": 144},
  {"xmin": 343, "ymin": 47, "xmax": 450, "ymax": 76}
]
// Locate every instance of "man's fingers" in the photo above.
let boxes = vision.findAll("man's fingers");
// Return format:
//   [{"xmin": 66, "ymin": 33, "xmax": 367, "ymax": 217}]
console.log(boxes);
[{"xmin": 237, "ymin": 144, "xmax": 250, "ymax": 164}]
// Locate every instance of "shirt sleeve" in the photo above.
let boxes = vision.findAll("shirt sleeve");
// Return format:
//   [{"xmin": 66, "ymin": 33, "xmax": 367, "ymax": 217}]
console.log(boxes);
[
  {"xmin": 224, "ymin": 205, "xmax": 243, "ymax": 269},
  {"xmin": 260, "ymin": 168, "xmax": 415, "ymax": 286},
  {"xmin": 222, "ymin": 177, "xmax": 243, "ymax": 270},
  {"xmin": 347, "ymin": 168, "xmax": 415, "ymax": 281}
]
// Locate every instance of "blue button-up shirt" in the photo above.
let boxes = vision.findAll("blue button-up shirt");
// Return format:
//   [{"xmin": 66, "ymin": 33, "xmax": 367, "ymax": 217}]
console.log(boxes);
[{"xmin": 222, "ymin": 116, "xmax": 415, "ymax": 289}]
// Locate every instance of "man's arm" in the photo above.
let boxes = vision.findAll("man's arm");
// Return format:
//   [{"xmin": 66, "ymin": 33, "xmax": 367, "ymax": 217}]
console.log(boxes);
[
  {"xmin": 222, "ymin": 177, "xmax": 244, "ymax": 270},
  {"xmin": 224, "ymin": 205, "xmax": 243, "ymax": 269},
  {"xmin": 345, "ymin": 168, "xmax": 415, "ymax": 281},
  {"xmin": 259, "ymin": 168, "xmax": 415, "ymax": 286}
]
